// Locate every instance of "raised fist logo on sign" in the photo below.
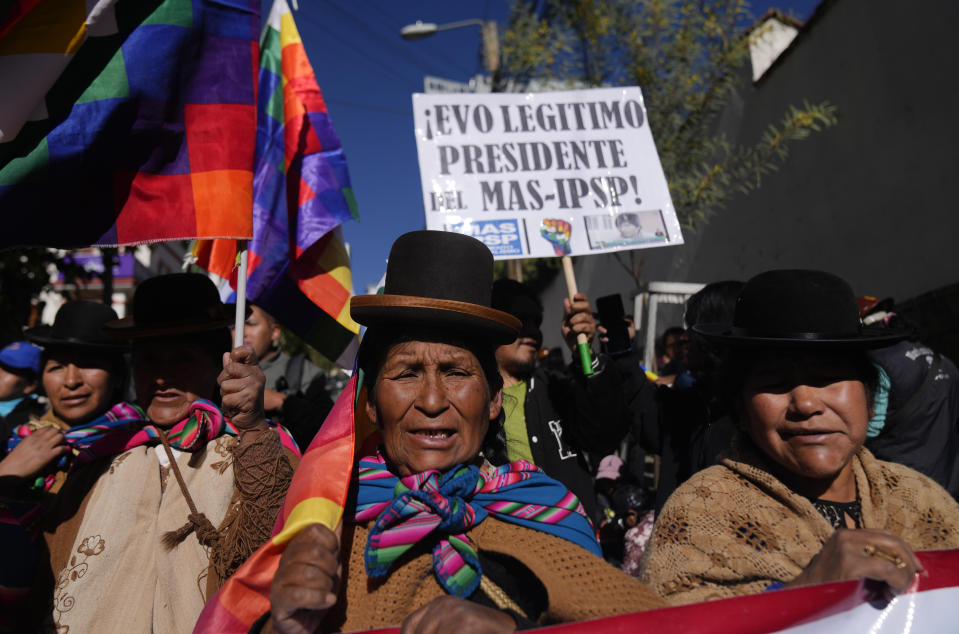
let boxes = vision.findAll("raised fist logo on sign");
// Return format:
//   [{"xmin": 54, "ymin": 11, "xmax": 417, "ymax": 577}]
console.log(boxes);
[{"xmin": 540, "ymin": 218, "xmax": 572, "ymax": 256}]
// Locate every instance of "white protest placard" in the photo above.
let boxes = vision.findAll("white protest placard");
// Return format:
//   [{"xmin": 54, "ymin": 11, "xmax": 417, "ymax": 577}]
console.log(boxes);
[{"xmin": 412, "ymin": 87, "xmax": 683, "ymax": 259}]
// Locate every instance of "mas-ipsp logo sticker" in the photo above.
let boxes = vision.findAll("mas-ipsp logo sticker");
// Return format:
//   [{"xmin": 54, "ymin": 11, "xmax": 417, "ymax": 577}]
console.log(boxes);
[{"xmin": 448, "ymin": 219, "xmax": 527, "ymax": 256}]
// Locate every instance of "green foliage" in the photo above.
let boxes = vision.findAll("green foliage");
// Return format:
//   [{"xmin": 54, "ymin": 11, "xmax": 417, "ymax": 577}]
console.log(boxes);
[
  {"xmin": 500, "ymin": 0, "xmax": 839, "ymax": 231},
  {"xmin": 679, "ymin": 101, "xmax": 838, "ymax": 227},
  {"xmin": 0, "ymin": 248, "xmax": 89, "ymax": 343}
]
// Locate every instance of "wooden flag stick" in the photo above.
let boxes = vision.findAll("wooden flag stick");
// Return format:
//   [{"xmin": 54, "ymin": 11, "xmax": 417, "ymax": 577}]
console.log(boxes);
[
  {"xmin": 233, "ymin": 240, "xmax": 249, "ymax": 348},
  {"xmin": 561, "ymin": 255, "xmax": 594, "ymax": 376}
]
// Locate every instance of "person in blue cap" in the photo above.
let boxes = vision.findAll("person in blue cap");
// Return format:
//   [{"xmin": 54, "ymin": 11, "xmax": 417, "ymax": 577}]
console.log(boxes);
[{"xmin": 0, "ymin": 341, "xmax": 44, "ymax": 448}]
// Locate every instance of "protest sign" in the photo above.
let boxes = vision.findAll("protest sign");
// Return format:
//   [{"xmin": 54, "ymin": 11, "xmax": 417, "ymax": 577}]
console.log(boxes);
[{"xmin": 412, "ymin": 87, "xmax": 683, "ymax": 260}]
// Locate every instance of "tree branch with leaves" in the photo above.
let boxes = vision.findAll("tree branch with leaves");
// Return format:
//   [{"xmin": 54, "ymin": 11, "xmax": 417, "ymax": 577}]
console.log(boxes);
[
  {"xmin": 0, "ymin": 248, "xmax": 90, "ymax": 343},
  {"xmin": 499, "ymin": 0, "xmax": 838, "ymax": 291}
]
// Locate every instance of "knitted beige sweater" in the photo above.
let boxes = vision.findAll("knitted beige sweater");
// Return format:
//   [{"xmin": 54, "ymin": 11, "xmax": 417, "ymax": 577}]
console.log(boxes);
[
  {"xmin": 323, "ymin": 516, "xmax": 664, "ymax": 631},
  {"xmin": 640, "ymin": 437, "xmax": 959, "ymax": 605}
]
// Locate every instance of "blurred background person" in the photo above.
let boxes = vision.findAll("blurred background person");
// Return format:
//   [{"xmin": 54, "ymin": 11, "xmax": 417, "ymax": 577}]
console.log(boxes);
[
  {"xmin": 0, "ymin": 341, "xmax": 43, "ymax": 452},
  {"xmin": 617, "ymin": 484, "xmax": 655, "ymax": 578},
  {"xmin": 857, "ymin": 297, "xmax": 959, "ymax": 499},
  {"xmin": 655, "ymin": 326, "xmax": 688, "ymax": 382},
  {"xmin": 490, "ymin": 278, "xmax": 630, "ymax": 523},
  {"xmin": 650, "ymin": 281, "xmax": 743, "ymax": 512},
  {"xmin": 240, "ymin": 303, "xmax": 334, "ymax": 451},
  {"xmin": 609, "ymin": 282, "xmax": 743, "ymax": 515},
  {"xmin": 593, "ymin": 453, "xmax": 654, "ymax": 571}
]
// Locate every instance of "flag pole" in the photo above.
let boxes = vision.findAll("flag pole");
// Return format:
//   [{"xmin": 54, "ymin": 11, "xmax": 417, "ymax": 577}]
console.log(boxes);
[
  {"xmin": 233, "ymin": 240, "xmax": 249, "ymax": 348},
  {"xmin": 561, "ymin": 255, "xmax": 594, "ymax": 377}
]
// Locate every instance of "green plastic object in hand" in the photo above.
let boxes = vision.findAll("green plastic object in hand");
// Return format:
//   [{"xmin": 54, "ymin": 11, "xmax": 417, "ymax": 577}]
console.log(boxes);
[{"xmin": 577, "ymin": 341, "xmax": 594, "ymax": 376}]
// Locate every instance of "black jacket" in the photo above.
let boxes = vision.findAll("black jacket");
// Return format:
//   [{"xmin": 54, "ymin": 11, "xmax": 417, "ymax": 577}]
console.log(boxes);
[
  {"xmin": 866, "ymin": 340, "xmax": 959, "ymax": 499},
  {"xmin": 610, "ymin": 351, "xmax": 658, "ymax": 486},
  {"xmin": 612, "ymin": 350, "xmax": 734, "ymax": 512},
  {"xmin": 261, "ymin": 350, "xmax": 334, "ymax": 451},
  {"xmin": 516, "ymin": 356, "xmax": 629, "ymax": 522},
  {"xmin": 650, "ymin": 383, "xmax": 734, "ymax": 512}
]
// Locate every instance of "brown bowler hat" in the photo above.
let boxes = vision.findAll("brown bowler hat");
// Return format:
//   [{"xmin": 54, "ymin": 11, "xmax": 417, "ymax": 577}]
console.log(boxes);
[{"xmin": 350, "ymin": 231, "xmax": 520, "ymax": 343}]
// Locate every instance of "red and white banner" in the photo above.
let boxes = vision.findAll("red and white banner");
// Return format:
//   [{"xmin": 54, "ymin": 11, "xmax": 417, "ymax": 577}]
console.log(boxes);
[{"xmin": 362, "ymin": 549, "xmax": 959, "ymax": 634}]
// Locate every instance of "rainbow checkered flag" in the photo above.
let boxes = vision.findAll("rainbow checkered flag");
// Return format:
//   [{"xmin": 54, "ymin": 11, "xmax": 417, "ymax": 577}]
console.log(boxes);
[
  {"xmin": 191, "ymin": 0, "xmax": 360, "ymax": 368},
  {"xmin": 0, "ymin": 0, "xmax": 258, "ymax": 246}
]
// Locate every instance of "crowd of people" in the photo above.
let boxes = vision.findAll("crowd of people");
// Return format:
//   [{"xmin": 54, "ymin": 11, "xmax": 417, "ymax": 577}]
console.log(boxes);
[{"xmin": 1, "ymin": 229, "xmax": 957, "ymax": 633}]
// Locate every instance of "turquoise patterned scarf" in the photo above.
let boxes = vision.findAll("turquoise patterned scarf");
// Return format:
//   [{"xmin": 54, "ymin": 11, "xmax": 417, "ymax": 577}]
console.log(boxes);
[{"xmin": 355, "ymin": 453, "xmax": 600, "ymax": 598}]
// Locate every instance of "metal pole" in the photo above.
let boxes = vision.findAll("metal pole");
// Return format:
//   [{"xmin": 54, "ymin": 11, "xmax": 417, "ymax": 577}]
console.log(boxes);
[
  {"xmin": 483, "ymin": 22, "xmax": 525, "ymax": 280},
  {"xmin": 644, "ymin": 294, "xmax": 658, "ymax": 371}
]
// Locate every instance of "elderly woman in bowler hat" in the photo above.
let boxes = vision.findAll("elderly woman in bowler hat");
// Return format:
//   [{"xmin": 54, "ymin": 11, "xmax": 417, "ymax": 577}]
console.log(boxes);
[
  {"xmin": 5, "ymin": 274, "xmax": 298, "ymax": 633},
  {"xmin": 641, "ymin": 270, "xmax": 959, "ymax": 605},
  {"xmin": 260, "ymin": 231, "xmax": 663, "ymax": 634},
  {"xmin": 0, "ymin": 302, "xmax": 127, "ymax": 481}
]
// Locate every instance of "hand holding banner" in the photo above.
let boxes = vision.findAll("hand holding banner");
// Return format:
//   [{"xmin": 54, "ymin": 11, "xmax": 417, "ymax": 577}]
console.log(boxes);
[{"xmin": 331, "ymin": 549, "xmax": 959, "ymax": 634}]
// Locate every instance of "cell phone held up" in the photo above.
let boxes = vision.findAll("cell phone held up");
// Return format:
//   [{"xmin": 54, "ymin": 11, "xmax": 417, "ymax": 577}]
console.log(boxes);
[{"xmin": 595, "ymin": 293, "xmax": 633, "ymax": 356}]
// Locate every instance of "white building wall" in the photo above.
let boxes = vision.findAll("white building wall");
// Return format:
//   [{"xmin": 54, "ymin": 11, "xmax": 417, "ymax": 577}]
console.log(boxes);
[{"xmin": 749, "ymin": 17, "xmax": 799, "ymax": 82}]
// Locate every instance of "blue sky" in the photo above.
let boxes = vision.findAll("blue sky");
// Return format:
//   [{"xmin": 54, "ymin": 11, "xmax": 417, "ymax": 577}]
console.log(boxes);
[{"xmin": 285, "ymin": 0, "xmax": 823, "ymax": 292}]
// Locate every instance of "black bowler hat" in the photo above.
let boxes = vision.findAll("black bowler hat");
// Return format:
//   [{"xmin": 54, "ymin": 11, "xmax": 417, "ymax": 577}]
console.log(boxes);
[
  {"xmin": 102, "ymin": 273, "xmax": 233, "ymax": 339},
  {"xmin": 26, "ymin": 301, "xmax": 127, "ymax": 350},
  {"xmin": 692, "ymin": 270, "xmax": 908, "ymax": 348},
  {"xmin": 350, "ymin": 231, "xmax": 521, "ymax": 343}
]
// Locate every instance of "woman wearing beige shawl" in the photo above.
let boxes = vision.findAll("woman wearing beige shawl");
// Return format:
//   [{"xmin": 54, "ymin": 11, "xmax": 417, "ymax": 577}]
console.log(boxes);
[
  {"xmin": 641, "ymin": 270, "xmax": 959, "ymax": 605},
  {"xmin": 6, "ymin": 274, "xmax": 296, "ymax": 632}
]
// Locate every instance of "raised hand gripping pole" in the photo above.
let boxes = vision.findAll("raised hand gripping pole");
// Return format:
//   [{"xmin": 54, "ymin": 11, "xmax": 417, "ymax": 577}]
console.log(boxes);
[{"xmin": 561, "ymin": 256, "xmax": 594, "ymax": 377}]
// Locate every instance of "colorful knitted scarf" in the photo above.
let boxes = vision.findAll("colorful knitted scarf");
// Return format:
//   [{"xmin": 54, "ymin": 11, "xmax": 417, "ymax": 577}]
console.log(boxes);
[
  {"xmin": 7, "ymin": 400, "xmax": 298, "ymax": 490},
  {"xmin": 355, "ymin": 453, "xmax": 601, "ymax": 598}
]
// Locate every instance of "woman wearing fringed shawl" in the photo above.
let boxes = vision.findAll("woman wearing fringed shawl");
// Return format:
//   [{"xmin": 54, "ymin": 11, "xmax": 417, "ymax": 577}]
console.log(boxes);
[
  {"xmin": 2, "ymin": 273, "xmax": 299, "ymax": 633},
  {"xmin": 640, "ymin": 270, "xmax": 959, "ymax": 606},
  {"xmin": 236, "ymin": 231, "xmax": 663, "ymax": 634}
]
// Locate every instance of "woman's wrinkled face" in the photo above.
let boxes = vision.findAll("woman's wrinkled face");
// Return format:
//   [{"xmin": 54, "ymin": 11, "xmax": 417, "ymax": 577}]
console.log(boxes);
[
  {"xmin": 43, "ymin": 350, "xmax": 118, "ymax": 426},
  {"xmin": 367, "ymin": 341, "xmax": 502, "ymax": 478},
  {"xmin": 134, "ymin": 337, "xmax": 220, "ymax": 426},
  {"xmin": 742, "ymin": 352, "xmax": 869, "ymax": 486}
]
